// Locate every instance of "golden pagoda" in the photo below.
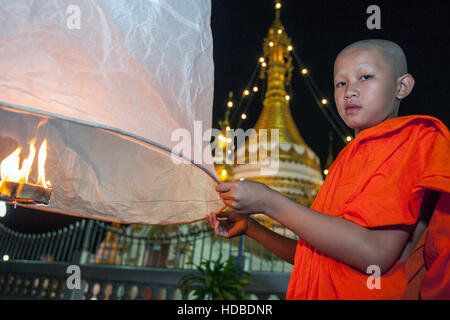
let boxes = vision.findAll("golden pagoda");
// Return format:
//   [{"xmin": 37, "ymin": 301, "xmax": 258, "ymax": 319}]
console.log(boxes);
[
  {"xmin": 214, "ymin": 91, "xmax": 234, "ymax": 182},
  {"xmin": 229, "ymin": 3, "xmax": 323, "ymax": 206}
]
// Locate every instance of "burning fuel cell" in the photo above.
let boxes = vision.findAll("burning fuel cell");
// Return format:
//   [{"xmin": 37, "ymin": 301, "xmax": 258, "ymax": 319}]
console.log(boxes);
[
  {"xmin": 0, "ymin": 181, "xmax": 52, "ymax": 204},
  {"xmin": 0, "ymin": 139, "xmax": 52, "ymax": 205}
]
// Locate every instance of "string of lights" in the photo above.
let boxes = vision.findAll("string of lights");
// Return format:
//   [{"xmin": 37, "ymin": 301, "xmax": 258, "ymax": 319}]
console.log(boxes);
[
  {"xmin": 223, "ymin": 52, "xmax": 353, "ymax": 145},
  {"xmin": 292, "ymin": 50, "xmax": 351, "ymax": 138},
  {"xmin": 222, "ymin": 0, "xmax": 354, "ymax": 145},
  {"xmin": 235, "ymin": 74, "xmax": 265, "ymax": 129},
  {"xmin": 229, "ymin": 62, "xmax": 261, "ymax": 125},
  {"xmin": 299, "ymin": 69, "xmax": 349, "ymax": 144}
]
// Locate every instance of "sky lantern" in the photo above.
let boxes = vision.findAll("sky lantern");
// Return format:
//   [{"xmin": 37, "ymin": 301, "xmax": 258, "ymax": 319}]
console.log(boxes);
[{"xmin": 0, "ymin": 1, "xmax": 223, "ymax": 224}]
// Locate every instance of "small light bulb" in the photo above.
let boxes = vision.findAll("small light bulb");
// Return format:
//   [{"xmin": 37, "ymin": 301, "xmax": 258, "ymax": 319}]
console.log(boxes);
[
  {"xmin": 321, "ymin": 98, "xmax": 328, "ymax": 105},
  {"xmin": 226, "ymin": 126, "xmax": 230, "ymax": 131},
  {"xmin": 277, "ymin": 29, "xmax": 282, "ymax": 34},
  {"xmin": 259, "ymin": 57, "xmax": 265, "ymax": 63},
  {"xmin": 227, "ymin": 101, "xmax": 233, "ymax": 108},
  {"xmin": 287, "ymin": 45, "xmax": 293, "ymax": 51},
  {"xmin": 2, "ymin": 254, "xmax": 9, "ymax": 262},
  {"xmin": 323, "ymin": 169, "xmax": 329, "ymax": 175},
  {"xmin": 346, "ymin": 136, "xmax": 352, "ymax": 142},
  {"xmin": 221, "ymin": 169, "xmax": 227, "ymax": 176},
  {"xmin": 269, "ymin": 42, "xmax": 274, "ymax": 47},
  {"xmin": 252, "ymin": 86, "xmax": 258, "ymax": 92},
  {"xmin": 261, "ymin": 62, "xmax": 267, "ymax": 67},
  {"xmin": 285, "ymin": 95, "xmax": 290, "ymax": 101},
  {"xmin": 241, "ymin": 114, "xmax": 247, "ymax": 120},
  {"xmin": 275, "ymin": 2, "xmax": 281, "ymax": 9},
  {"xmin": 243, "ymin": 89, "xmax": 250, "ymax": 96},
  {"xmin": 301, "ymin": 68, "xmax": 308, "ymax": 75}
]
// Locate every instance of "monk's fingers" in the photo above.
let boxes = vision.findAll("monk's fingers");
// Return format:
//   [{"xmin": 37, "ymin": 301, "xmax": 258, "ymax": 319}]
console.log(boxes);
[
  {"xmin": 216, "ymin": 210, "xmax": 241, "ymax": 221},
  {"xmin": 206, "ymin": 212, "xmax": 218, "ymax": 228},
  {"xmin": 218, "ymin": 191, "xmax": 235, "ymax": 202},
  {"xmin": 213, "ymin": 218, "xmax": 226, "ymax": 236},
  {"xmin": 206, "ymin": 213, "xmax": 228, "ymax": 237},
  {"xmin": 215, "ymin": 221, "xmax": 232, "ymax": 238},
  {"xmin": 216, "ymin": 211, "xmax": 231, "ymax": 219},
  {"xmin": 216, "ymin": 182, "xmax": 239, "ymax": 194},
  {"xmin": 223, "ymin": 199, "xmax": 238, "ymax": 209},
  {"xmin": 217, "ymin": 197, "xmax": 236, "ymax": 208},
  {"xmin": 215, "ymin": 227, "xmax": 228, "ymax": 238},
  {"xmin": 205, "ymin": 213, "xmax": 215, "ymax": 228},
  {"xmin": 218, "ymin": 190, "xmax": 243, "ymax": 205},
  {"xmin": 218, "ymin": 203, "xmax": 227, "ymax": 214},
  {"xmin": 215, "ymin": 182, "xmax": 231, "ymax": 193}
]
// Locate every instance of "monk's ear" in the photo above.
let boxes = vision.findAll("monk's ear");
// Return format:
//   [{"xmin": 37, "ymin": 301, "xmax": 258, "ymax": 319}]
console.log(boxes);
[{"xmin": 396, "ymin": 74, "xmax": 415, "ymax": 100}]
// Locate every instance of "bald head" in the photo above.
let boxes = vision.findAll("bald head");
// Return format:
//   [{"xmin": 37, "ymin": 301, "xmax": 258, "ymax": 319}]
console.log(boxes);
[{"xmin": 336, "ymin": 39, "xmax": 408, "ymax": 77}]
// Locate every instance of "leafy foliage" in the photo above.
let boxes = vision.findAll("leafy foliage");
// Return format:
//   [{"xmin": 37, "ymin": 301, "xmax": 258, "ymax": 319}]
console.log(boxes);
[{"xmin": 177, "ymin": 253, "xmax": 250, "ymax": 300}]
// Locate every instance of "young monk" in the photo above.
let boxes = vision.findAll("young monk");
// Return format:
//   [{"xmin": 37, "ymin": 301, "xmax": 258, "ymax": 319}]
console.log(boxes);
[{"xmin": 206, "ymin": 39, "xmax": 450, "ymax": 299}]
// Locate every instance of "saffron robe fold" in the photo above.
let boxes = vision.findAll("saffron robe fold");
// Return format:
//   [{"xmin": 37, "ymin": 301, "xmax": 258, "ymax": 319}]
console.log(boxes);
[
  {"xmin": 420, "ymin": 191, "xmax": 450, "ymax": 299},
  {"xmin": 286, "ymin": 115, "xmax": 450, "ymax": 300}
]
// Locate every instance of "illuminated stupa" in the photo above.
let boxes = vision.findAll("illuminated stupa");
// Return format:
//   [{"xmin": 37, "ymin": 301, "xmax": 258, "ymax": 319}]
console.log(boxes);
[{"xmin": 229, "ymin": 5, "xmax": 323, "ymax": 206}]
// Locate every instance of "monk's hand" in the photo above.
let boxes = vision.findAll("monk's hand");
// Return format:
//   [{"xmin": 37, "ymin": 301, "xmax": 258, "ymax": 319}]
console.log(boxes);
[
  {"xmin": 206, "ymin": 210, "xmax": 250, "ymax": 238},
  {"xmin": 215, "ymin": 180, "xmax": 272, "ymax": 214}
]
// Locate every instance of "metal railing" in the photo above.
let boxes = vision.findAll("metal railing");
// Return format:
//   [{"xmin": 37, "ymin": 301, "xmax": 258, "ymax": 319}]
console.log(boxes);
[
  {"xmin": 0, "ymin": 217, "xmax": 295, "ymax": 300},
  {"xmin": 0, "ymin": 217, "xmax": 296, "ymax": 273},
  {"xmin": 0, "ymin": 261, "xmax": 289, "ymax": 300},
  {"xmin": 0, "ymin": 220, "xmax": 86, "ymax": 263}
]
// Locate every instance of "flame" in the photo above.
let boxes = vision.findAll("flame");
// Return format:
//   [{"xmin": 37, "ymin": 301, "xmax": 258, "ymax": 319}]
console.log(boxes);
[
  {"xmin": 38, "ymin": 139, "xmax": 50, "ymax": 188},
  {"xmin": 0, "ymin": 139, "xmax": 50, "ymax": 188},
  {"xmin": 1, "ymin": 148, "xmax": 21, "ymax": 183},
  {"xmin": 20, "ymin": 140, "xmax": 36, "ymax": 184}
]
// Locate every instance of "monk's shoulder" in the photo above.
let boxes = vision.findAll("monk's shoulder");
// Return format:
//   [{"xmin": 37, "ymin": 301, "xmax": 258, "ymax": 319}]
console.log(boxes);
[
  {"xmin": 391, "ymin": 116, "xmax": 450, "ymax": 171},
  {"xmin": 401, "ymin": 115, "xmax": 450, "ymax": 140},
  {"xmin": 353, "ymin": 116, "xmax": 449, "ymax": 170},
  {"xmin": 395, "ymin": 117, "xmax": 450, "ymax": 160},
  {"xmin": 376, "ymin": 116, "xmax": 450, "ymax": 150}
]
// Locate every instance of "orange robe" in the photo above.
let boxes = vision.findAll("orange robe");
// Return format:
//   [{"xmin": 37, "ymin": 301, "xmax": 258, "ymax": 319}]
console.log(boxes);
[
  {"xmin": 286, "ymin": 115, "xmax": 450, "ymax": 300},
  {"xmin": 420, "ymin": 191, "xmax": 450, "ymax": 299}
]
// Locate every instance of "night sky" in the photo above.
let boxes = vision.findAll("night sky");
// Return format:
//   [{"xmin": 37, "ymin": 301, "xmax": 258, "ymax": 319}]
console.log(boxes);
[
  {"xmin": 211, "ymin": 0, "xmax": 450, "ymax": 162},
  {"xmin": 2, "ymin": 0, "xmax": 449, "ymax": 233}
]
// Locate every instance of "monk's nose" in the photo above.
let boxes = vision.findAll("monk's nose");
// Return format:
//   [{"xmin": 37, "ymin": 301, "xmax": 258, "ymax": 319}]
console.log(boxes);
[{"xmin": 344, "ymin": 84, "xmax": 359, "ymax": 100}]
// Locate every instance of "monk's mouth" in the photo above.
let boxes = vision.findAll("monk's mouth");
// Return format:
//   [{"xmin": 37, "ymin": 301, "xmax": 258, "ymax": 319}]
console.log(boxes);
[{"xmin": 345, "ymin": 105, "xmax": 362, "ymax": 115}]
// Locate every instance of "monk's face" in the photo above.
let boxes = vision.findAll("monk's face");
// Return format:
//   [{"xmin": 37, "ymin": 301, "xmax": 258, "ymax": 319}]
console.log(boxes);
[{"xmin": 334, "ymin": 49, "xmax": 399, "ymax": 133}]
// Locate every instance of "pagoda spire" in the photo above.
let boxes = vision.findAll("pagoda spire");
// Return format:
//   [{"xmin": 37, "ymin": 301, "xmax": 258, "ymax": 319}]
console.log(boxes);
[
  {"xmin": 252, "ymin": 0, "xmax": 310, "ymax": 154},
  {"xmin": 274, "ymin": 1, "xmax": 281, "ymax": 21},
  {"xmin": 231, "ymin": 0, "xmax": 323, "ymax": 207}
]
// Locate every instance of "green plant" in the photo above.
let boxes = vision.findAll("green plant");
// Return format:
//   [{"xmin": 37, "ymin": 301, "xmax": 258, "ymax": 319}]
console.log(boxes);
[{"xmin": 177, "ymin": 253, "xmax": 250, "ymax": 300}]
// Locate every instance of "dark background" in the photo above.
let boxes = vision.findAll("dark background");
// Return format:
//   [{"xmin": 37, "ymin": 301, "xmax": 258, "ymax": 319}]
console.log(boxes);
[
  {"xmin": 211, "ymin": 0, "xmax": 450, "ymax": 160},
  {"xmin": 2, "ymin": 0, "xmax": 449, "ymax": 233}
]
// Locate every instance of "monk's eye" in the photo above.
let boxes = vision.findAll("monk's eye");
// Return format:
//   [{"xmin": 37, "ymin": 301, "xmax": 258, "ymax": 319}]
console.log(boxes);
[
  {"xmin": 335, "ymin": 81, "xmax": 346, "ymax": 88},
  {"xmin": 360, "ymin": 75, "xmax": 373, "ymax": 81}
]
